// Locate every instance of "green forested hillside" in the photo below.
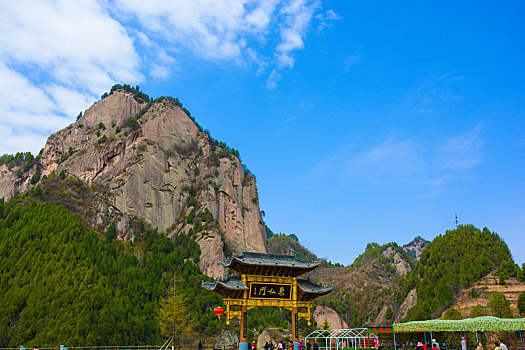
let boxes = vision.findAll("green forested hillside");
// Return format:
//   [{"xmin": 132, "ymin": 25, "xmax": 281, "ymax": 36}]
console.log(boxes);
[
  {"xmin": 398, "ymin": 225, "xmax": 518, "ymax": 320},
  {"xmin": 0, "ymin": 199, "xmax": 221, "ymax": 347}
]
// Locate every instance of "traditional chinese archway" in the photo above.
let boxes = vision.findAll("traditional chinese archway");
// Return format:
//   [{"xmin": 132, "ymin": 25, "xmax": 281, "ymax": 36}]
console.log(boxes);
[{"xmin": 203, "ymin": 252, "xmax": 333, "ymax": 350}]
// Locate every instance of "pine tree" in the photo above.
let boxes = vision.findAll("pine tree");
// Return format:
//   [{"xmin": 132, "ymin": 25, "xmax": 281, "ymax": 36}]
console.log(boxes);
[
  {"xmin": 488, "ymin": 292, "xmax": 513, "ymax": 318},
  {"xmin": 157, "ymin": 282, "xmax": 195, "ymax": 341},
  {"xmin": 517, "ymin": 291, "xmax": 525, "ymax": 317},
  {"xmin": 322, "ymin": 318, "xmax": 331, "ymax": 330}
]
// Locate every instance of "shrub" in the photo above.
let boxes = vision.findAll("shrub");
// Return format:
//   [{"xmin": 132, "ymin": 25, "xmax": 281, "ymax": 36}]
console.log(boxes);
[
  {"xmin": 468, "ymin": 288, "xmax": 480, "ymax": 298},
  {"xmin": 518, "ymin": 291, "xmax": 525, "ymax": 316},
  {"xmin": 97, "ymin": 135, "xmax": 108, "ymax": 144},
  {"xmin": 127, "ymin": 117, "xmax": 139, "ymax": 130},
  {"xmin": 443, "ymin": 308, "xmax": 462, "ymax": 320},
  {"xmin": 489, "ymin": 292, "xmax": 513, "ymax": 318},
  {"xmin": 469, "ymin": 304, "xmax": 489, "ymax": 318},
  {"xmin": 34, "ymin": 185, "xmax": 43, "ymax": 197},
  {"xmin": 30, "ymin": 168, "xmax": 41, "ymax": 185}
]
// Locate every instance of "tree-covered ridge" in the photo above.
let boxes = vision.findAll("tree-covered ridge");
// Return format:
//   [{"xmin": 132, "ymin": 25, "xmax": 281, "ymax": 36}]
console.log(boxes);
[
  {"xmin": 0, "ymin": 199, "xmax": 221, "ymax": 347},
  {"xmin": 350, "ymin": 241, "xmax": 415, "ymax": 271},
  {"xmin": 400, "ymin": 225, "xmax": 517, "ymax": 321},
  {"xmin": 266, "ymin": 232, "xmax": 318, "ymax": 262}
]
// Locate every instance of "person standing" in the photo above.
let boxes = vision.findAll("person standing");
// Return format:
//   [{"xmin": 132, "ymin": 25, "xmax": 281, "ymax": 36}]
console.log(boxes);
[
  {"xmin": 199, "ymin": 341, "xmax": 203, "ymax": 350},
  {"xmin": 313, "ymin": 341, "xmax": 319, "ymax": 350},
  {"xmin": 494, "ymin": 342, "xmax": 501, "ymax": 350},
  {"xmin": 307, "ymin": 340, "xmax": 311, "ymax": 350},
  {"xmin": 476, "ymin": 342, "xmax": 483, "ymax": 350},
  {"xmin": 499, "ymin": 340, "xmax": 508, "ymax": 350}
]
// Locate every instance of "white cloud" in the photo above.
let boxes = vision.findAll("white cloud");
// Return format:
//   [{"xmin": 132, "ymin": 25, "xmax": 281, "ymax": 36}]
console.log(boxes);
[
  {"xmin": 0, "ymin": 127, "xmax": 49, "ymax": 156},
  {"xmin": 0, "ymin": 0, "xmax": 142, "ymax": 94},
  {"xmin": 275, "ymin": 0, "xmax": 319, "ymax": 68},
  {"xmin": 0, "ymin": 0, "xmax": 332, "ymax": 154},
  {"xmin": 266, "ymin": 69, "xmax": 281, "ymax": 89},
  {"xmin": 436, "ymin": 124, "xmax": 483, "ymax": 170},
  {"xmin": 150, "ymin": 64, "xmax": 171, "ymax": 80},
  {"xmin": 344, "ymin": 54, "xmax": 361, "ymax": 72},
  {"xmin": 0, "ymin": 62, "xmax": 74, "ymax": 154},
  {"xmin": 0, "ymin": 0, "xmax": 143, "ymax": 154},
  {"xmin": 401, "ymin": 73, "xmax": 465, "ymax": 116},
  {"xmin": 313, "ymin": 125, "xmax": 485, "ymax": 196},
  {"xmin": 350, "ymin": 138, "xmax": 424, "ymax": 175},
  {"xmin": 114, "ymin": 0, "xmax": 324, "ymax": 79},
  {"xmin": 316, "ymin": 9, "xmax": 342, "ymax": 33}
]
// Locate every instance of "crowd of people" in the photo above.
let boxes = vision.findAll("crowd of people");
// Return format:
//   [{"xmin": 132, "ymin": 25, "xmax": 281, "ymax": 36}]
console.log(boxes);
[
  {"xmin": 260, "ymin": 339, "xmax": 317, "ymax": 350},
  {"xmin": 213, "ymin": 337, "xmax": 509, "ymax": 350},
  {"xmin": 400, "ymin": 338, "xmax": 509, "ymax": 350}
]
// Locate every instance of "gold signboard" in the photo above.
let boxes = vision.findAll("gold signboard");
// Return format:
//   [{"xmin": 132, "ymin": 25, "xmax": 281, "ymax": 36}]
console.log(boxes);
[{"xmin": 249, "ymin": 282, "xmax": 292, "ymax": 300}]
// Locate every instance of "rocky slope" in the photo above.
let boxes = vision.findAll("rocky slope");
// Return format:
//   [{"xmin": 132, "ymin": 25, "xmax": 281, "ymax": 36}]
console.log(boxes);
[
  {"xmin": 445, "ymin": 273, "xmax": 525, "ymax": 318},
  {"xmin": 0, "ymin": 88, "xmax": 267, "ymax": 277},
  {"xmin": 403, "ymin": 236, "xmax": 429, "ymax": 260}
]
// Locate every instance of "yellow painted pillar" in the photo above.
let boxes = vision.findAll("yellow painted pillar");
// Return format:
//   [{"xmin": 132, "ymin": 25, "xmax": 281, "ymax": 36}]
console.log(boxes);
[
  {"xmin": 239, "ymin": 303, "xmax": 248, "ymax": 350},
  {"xmin": 293, "ymin": 307, "xmax": 299, "ymax": 350}
]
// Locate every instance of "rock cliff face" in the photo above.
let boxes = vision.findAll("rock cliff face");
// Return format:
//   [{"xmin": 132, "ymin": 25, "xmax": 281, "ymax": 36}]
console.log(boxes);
[
  {"xmin": 381, "ymin": 246, "xmax": 411, "ymax": 276},
  {"xmin": 0, "ymin": 90, "xmax": 267, "ymax": 277},
  {"xmin": 313, "ymin": 306, "xmax": 348, "ymax": 329}
]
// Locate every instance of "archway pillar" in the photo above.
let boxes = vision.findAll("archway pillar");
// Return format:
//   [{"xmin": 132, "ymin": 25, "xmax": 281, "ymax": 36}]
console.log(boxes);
[
  {"xmin": 240, "ymin": 302, "xmax": 248, "ymax": 350},
  {"xmin": 293, "ymin": 306, "xmax": 299, "ymax": 350}
]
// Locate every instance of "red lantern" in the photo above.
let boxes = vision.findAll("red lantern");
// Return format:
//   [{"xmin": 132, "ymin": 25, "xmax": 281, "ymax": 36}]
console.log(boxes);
[{"xmin": 213, "ymin": 307, "xmax": 225, "ymax": 319}]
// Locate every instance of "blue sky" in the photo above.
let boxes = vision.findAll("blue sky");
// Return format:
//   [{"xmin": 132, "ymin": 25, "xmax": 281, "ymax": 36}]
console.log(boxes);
[{"xmin": 1, "ymin": 0, "xmax": 524, "ymax": 266}]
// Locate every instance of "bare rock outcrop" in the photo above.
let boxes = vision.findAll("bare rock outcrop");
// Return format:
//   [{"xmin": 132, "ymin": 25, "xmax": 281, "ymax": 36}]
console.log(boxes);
[
  {"xmin": 257, "ymin": 328, "xmax": 293, "ymax": 350},
  {"xmin": 313, "ymin": 306, "xmax": 348, "ymax": 329},
  {"xmin": 403, "ymin": 236, "xmax": 429, "ymax": 260},
  {"xmin": 396, "ymin": 288, "xmax": 417, "ymax": 322},
  {"xmin": 381, "ymin": 246, "xmax": 412, "ymax": 276},
  {"xmin": 0, "ymin": 90, "xmax": 267, "ymax": 277},
  {"xmin": 374, "ymin": 305, "xmax": 388, "ymax": 325}
]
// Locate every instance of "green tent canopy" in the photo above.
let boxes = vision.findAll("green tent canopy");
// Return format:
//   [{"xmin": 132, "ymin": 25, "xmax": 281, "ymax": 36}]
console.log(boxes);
[{"xmin": 394, "ymin": 316, "xmax": 525, "ymax": 333}]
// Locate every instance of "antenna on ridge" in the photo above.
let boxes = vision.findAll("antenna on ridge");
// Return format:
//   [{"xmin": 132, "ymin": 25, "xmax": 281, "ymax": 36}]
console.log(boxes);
[{"xmin": 455, "ymin": 213, "xmax": 458, "ymax": 228}]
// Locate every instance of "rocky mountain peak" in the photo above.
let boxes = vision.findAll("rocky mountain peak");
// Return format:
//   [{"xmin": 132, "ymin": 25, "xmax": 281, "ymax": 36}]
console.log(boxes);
[
  {"xmin": 0, "ymin": 88, "xmax": 268, "ymax": 277},
  {"xmin": 403, "ymin": 235, "xmax": 429, "ymax": 260}
]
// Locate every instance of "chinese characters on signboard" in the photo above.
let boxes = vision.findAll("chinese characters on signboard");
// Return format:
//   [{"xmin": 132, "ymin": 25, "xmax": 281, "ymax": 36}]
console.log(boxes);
[{"xmin": 249, "ymin": 283, "xmax": 292, "ymax": 300}]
